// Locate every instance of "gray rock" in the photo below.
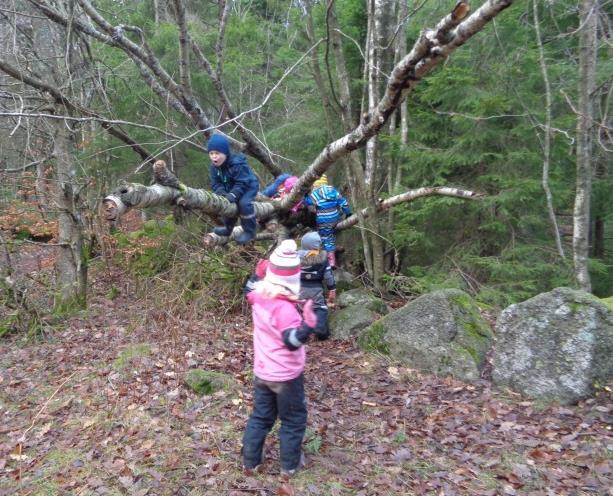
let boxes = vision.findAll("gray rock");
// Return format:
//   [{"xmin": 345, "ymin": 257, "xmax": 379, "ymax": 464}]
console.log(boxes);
[
  {"xmin": 493, "ymin": 287, "xmax": 613, "ymax": 405},
  {"xmin": 329, "ymin": 305, "xmax": 380, "ymax": 339},
  {"xmin": 359, "ymin": 289, "xmax": 492, "ymax": 382},
  {"xmin": 336, "ymin": 288, "xmax": 388, "ymax": 315}
]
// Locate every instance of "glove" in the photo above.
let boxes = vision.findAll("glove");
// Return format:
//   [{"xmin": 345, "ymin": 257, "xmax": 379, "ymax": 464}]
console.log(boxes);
[
  {"xmin": 326, "ymin": 289, "xmax": 336, "ymax": 308},
  {"xmin": 302, "ymin": 299, "xmax": 317, "ymax": 328},
  {"xmin": 222, "ymin": 192, "xmax": 237, "ymax": 203}
]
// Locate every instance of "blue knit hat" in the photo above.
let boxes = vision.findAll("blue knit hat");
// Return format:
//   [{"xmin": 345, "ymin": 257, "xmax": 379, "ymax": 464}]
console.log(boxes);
[
  {"xmin": 207, "ymin": 134, "xmax": 230, "ymax": 156},
  {"xmin": 301, "ymin": 231, "xmax": 321, "ymax": 251}
]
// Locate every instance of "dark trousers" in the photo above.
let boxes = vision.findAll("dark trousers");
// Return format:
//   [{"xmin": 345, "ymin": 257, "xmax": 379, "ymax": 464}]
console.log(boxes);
[
  {"xmin": 237, "ymin": 185, "xmax": 258, "ymax": 217},
  {"xmin": 242, "ymin": 374, "xmax": 307, "ymax": 471},
  {"xmin": 314, "ymin": 306, "xmax": 329, "ymax": 339}
]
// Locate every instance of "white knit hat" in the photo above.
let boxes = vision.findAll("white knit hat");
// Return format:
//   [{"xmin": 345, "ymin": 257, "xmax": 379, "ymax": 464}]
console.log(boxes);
[{"xmin": 265, "ymin": 239, "xmax": 301, "ymax": 295}]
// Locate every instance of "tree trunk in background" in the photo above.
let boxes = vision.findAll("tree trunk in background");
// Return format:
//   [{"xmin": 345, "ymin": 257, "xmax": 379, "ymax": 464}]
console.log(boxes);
[
  {"xmin": 327, "ymin": 1, "xmax": 373, "ymax": 275},
  {"xmin": 53, "ymin": 117, "xmax": 87, "ymax": 307},
  {"xmin": 533, "ymin": 0, "xmax": 565, "ymax": 259},
  {"xmin": 573, "ymin": 0, "xmax": 597, "ymax": 292},
  {"xmin": 364, "ymin": 0, "xmax": 396, "ymax": 288}
]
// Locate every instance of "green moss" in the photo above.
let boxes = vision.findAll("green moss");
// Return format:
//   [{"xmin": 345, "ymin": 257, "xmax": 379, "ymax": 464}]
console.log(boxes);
[
  {"xmin": 448, "ymin": 291, "xmax": 493, "ymax": 365},
  {"xmin": 113, "ymin": 343, "xmax": 151, "ymax": 370},
  {"xmin": 598, "ymin": 296, "xmax": 613, "ymax": 311},
  {"xmin": 358, "ymin": 320, "xmax": 390, "ymax": 355},
  {"xmin": 184, "ymin": 369, "xmax": 236, "ymax": 396}
]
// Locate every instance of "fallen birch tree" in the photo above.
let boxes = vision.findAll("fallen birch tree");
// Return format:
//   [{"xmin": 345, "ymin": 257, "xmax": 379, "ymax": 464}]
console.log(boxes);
[
  {"xmin": 102, "ymin": 160, "xmax": 482, "ymax": 247},
  {"xmin": 100, "ymin": 0, "xmax": 513, "ymax": 254}
]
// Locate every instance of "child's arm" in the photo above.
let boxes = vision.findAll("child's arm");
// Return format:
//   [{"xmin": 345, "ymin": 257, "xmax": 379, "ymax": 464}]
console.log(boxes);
[
  {"xmin": 281, "ymin": 300, "xmax": 317, "ymax": 351},
  {"xmin": 262, "ymin": 173, "xmax": 290, "ymax": 197},
  {"xmin": 337, "ymin": 193, "xmax": 352, "ymax": 217},
  {"xmin": 227, "ymin": 158, "xmax": 256, "ymax": 199},
  {"xmin": 323, "ymin": 266, "xmax": 336, "ymax": 306}
]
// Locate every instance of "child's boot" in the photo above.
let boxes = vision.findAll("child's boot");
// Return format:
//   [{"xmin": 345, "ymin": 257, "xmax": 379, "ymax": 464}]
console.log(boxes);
[
  {"xmin": 213, "ymin": 217, "xmax": 236, "ymax": 236},
  {"xmin": 280, "ymin": 452, "xmax": 305, "ymax": 477},
  {"xmin": 236, "ymin": 214, "xmax": 257, "ymax": 245},
  {"xmin": 327, "ymin": 251, "xmax": 336, "ymax": 269}
]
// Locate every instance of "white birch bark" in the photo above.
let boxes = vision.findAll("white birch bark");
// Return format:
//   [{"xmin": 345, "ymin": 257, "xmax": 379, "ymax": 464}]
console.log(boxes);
[{"xmin": 533, "ymin": 0, "xmax": 565, "ymax": 259}]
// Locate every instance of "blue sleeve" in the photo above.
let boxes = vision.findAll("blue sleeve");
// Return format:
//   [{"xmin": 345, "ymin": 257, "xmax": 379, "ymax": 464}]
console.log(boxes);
[
  {"xmin": 338, "ymin": 192, "xmax": 352, "ymax": 216},
  {"xmin": 227, "ymin": 155, "xmax": 257, "ymax": 198},
  {"xmin": 262, "ymin": 173, "xmax": 290, "ymax": 197},
  {"xmin": 209, "ymin": 165, "xmax": 224, "ymax": 194}
]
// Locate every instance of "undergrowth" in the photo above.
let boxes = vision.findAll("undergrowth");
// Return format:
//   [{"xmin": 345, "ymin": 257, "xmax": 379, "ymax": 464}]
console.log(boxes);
[{"xmin": 109, "ymin": 214, "xmax": 261, "ymax": 316}]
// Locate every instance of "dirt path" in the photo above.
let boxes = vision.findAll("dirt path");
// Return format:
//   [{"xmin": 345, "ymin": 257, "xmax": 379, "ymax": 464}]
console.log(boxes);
[{"xmin": 0, "ymin": 267, "xmax": 611, "ymax": 496}]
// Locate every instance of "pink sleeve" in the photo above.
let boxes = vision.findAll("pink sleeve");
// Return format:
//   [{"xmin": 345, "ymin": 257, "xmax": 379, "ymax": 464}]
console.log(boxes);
[{"xmin": 272, "ymin": 301, "xmax": 302, "ymax": 332}]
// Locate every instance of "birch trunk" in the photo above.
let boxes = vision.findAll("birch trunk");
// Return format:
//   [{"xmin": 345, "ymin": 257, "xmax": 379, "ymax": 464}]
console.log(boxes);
[
  {"xmin": 533, "ymin": 0, "xmax": 565, "ymax": 259},
  {"xmin": 573, "ymin": 0, "xmax": 597, "ymax": 292}
]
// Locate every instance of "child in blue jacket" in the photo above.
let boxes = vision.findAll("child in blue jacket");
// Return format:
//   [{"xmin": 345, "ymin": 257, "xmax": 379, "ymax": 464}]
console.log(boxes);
[
  {"xmin": 208, "ymin": 134, "xmax": 260, "ymax": 245},
  {"xmin": 304, "ymin": 175, "xmax": 352, "ymax": 268}
]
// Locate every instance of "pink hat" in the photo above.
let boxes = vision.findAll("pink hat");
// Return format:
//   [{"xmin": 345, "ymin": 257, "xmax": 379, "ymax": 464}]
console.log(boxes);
[
  {"xmin": 282, "ymin": 176, "xmax": 299, "ymax": 192},
  {"xmin": 265, "ymin": 239, "xmax": 301, "ymax": 295}
]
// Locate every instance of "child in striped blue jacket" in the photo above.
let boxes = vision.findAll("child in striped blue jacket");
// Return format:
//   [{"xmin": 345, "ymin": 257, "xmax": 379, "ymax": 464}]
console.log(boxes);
[{"xmin": 304, "ymin": 175, "xmax": 352, "ymax": 269}]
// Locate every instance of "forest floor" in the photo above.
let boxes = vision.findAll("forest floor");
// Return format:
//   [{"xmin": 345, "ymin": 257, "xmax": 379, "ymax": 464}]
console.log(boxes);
[{"xmin": 0, "ymin": 254, "xmax": 611, "ymax": 496}]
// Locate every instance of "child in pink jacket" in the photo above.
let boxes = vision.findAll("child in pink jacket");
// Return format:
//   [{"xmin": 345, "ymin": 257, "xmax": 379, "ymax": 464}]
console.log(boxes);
[{"xmin": 242, "ymin": 239, "xmax": 317, "ymax": 476}]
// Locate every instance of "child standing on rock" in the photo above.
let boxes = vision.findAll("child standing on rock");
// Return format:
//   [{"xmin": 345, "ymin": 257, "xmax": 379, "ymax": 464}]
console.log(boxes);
[{"xmin": 242, "ymin": 239, "xmax": 317, "ymax": 476}]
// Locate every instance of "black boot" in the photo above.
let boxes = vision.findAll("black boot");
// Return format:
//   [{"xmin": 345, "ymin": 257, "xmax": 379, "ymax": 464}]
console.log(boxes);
[
  {"xmin": 213, "ymin": 218, "xmax": 236, "ymax": 236},
  {"xmin": 236, "ymin": 215, "xmax": 257, "ymax": 245}
]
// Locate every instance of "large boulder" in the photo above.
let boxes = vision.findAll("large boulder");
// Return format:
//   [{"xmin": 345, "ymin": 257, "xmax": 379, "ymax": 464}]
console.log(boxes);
[
  {"xmin": 359, "ymin": 289, "xmax": 492, "ymax": 382},
  {"xmin": 329, "ymin": 305, "xmax": 380, "ymax": 339},
  {"xmin": 336, "ymin": 288, "xmax": 389, "ymax": 315},
  {"xmin": 493, "ymin": 287, "xmax": 613, "ymax": 405},
  {"xmin": 329, "ymin": 288, "xmax": 388, "ymax": 339}
]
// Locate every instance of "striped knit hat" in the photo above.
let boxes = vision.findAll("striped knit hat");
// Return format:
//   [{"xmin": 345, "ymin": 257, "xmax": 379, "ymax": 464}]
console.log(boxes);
[
  {"xmin": 312, "ymin": 174, "xmax": 328, "ymax": 189},
  {"xmin": 265, "ymin": 239, "xmax": 301, "ymax": 295}
]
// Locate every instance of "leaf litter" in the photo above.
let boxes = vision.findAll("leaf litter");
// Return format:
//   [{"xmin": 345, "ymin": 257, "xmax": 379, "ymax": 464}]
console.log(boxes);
[{"xmin": 0, "ymin": 263, "xmax": 610, "ymax": 495}]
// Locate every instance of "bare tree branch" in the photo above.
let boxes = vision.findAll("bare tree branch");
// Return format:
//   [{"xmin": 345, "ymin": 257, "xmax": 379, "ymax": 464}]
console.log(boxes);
[{"xmin": 281, "ymin": 0, "xmax": 514, "ymax": 210}]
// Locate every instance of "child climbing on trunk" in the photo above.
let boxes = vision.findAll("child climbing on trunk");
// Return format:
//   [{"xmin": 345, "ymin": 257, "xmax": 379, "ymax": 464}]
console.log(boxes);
[
  {"xmin": 304, "ymin": 175, "xmax": 352, "ymax": 269},
  {"xmin": 208, "ymin": 134, "xmax": 259, "ymax": 245}
]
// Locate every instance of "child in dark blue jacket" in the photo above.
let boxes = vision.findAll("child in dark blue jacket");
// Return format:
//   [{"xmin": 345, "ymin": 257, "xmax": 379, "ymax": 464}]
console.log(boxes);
[
  {"xmin": 208, "ymin": 134, "xmax": 260, "ymax": 245},
  {"xmin": 297, "ymin": 231, "xmax": 336, "ymax": 340}
]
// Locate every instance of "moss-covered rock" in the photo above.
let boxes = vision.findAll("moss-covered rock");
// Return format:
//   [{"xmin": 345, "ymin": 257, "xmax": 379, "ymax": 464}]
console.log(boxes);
[
  {"xmin": 329, "ymin": 305, "xmax": 380, "ymax": 339},
  {"xmin": 357, "ymin": 320, "xmax": 389, "ymax": 354},
  {"xmin": 359, "ymin": 289, "xmax": 493, "ymax": 382},
  {"xmin": 336, "ymin": 288, "xmax": 388, "ymax": 315},
  {"xmin": 600, "ymin": 296, "xmax": 613, "ymax": 311},
  {"xmin": 184, "ymin": 369, "xmax": 237, "ymax": 396}
]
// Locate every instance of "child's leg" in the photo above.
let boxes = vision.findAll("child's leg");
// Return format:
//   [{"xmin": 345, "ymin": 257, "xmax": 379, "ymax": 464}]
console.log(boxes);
[
  {"xmin": 242, "ymin": 377, "xmax": 278, "ymax": 469},
  {"xmin": 314, "ymin": 305, "xmax": 330, "ymax": 340},
  {"xmin": 236, "ymin": 187, "xmax": 258, "ymax": 244},
  {"xmin": 319, "ymin": 229, "xmax": 337, "ymax": 268},
  {"xmin": 276, "ymin": 374, "xmax": 307, "ymax": 472},
  {"xmin": 318, "ymin": 228, "xmax": 336, "ymax": 252},
  {"xmin": 213, "ymin": 217, "xmax": 237, "ymax": 236}
]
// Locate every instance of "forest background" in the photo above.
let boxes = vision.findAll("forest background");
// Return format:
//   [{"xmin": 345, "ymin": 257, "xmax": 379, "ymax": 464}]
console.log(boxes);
[{"xmin": 0, "ymin": 0, "xmax": 611, "ymax": 318}]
